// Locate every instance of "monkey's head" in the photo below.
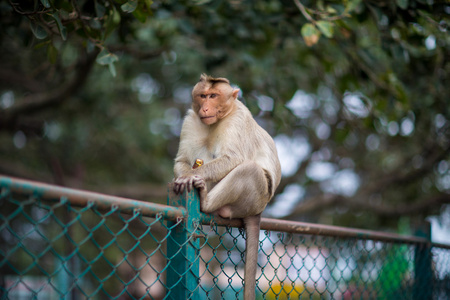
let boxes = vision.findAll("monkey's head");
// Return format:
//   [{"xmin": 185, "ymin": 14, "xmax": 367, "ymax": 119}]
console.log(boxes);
[{"xmin": 191, "ymin": 74, "xmax": 240, "ymax": 125}]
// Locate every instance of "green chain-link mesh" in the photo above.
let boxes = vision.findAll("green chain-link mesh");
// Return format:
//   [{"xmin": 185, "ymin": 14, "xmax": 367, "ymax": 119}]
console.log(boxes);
[{"xmin": 1, "ymin": 179, "xmax": 449, "ymax": 299}]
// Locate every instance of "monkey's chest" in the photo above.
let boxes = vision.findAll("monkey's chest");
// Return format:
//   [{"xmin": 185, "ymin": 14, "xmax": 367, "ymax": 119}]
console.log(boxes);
[{"xmin": 187, "ymin": 138, "xmax": 216, "ymax": 164}]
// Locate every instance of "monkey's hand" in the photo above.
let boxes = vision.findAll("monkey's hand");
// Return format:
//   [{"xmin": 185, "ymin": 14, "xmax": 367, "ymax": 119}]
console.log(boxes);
[{"xmin": 173, "ymin": 175, "xmax": 207, "ymax": 201}]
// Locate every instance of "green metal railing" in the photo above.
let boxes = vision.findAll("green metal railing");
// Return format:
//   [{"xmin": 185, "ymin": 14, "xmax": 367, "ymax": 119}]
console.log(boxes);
[{"xmin": 1, "ymin": 176, "xmax": 449, "ymax": 299}]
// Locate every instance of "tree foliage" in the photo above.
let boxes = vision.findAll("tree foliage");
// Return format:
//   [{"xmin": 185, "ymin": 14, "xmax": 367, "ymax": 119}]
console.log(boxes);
[{"xmin": 1, "ymin": 0, "xmax": 449, "ymax": 230}]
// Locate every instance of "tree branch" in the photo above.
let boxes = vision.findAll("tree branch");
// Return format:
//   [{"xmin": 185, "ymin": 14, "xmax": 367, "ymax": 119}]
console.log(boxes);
[
  {"xmin": 0, "ymin": 68, "xmax": 45, "ymax": 93},
  {"xmin": 0, "ymin": 50, "xmax": 98, "ymax": 131},
  {"xmin": 286, "ymin": 193, "xmax": 450, "ymax": 218},
  {"xmin": 342, "ymin": 45, "xmax": 400, "ymax": 97},
  {"xmin": 364, "ymin": 141, "xmax": 450, "ymax": 195},
  {"xmin": 7, "ymin": 0, "xmax": 51, "ymax": 15},
  {"xmin": 293, "ymin": 0, "xmax": 316, "ymax": 24}
]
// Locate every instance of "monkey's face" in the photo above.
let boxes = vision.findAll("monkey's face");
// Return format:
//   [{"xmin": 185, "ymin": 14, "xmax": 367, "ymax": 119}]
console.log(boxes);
[{"xmin": 192, "ymin": 83, "xmax": 235, "ymax": 125}]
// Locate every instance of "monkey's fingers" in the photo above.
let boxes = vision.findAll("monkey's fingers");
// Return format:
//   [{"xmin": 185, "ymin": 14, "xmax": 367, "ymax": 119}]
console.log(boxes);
[
  {"xmin": 173, "ymin": 180, "xmax": 185, "ymax": 194},
  {"xmin": 186, "ymin": 177, "xmax": 195, "ymax": 193},
  {"xmin": 192, "ymin": 176, "xmax": 206, "ymax": 190},
  {"xmin": 173, "ymin": 183, "xmax": 179, "ymax": 194}
]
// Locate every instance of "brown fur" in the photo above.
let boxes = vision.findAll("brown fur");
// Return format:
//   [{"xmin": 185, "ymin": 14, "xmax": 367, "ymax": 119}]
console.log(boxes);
[{"xmin": 173, "ymin": 74, "xmax": 281, "ymax": 299}]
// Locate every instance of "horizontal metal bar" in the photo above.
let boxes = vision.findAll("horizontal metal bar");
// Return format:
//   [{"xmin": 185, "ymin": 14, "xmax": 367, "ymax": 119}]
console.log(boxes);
[
  {"xmin": 259, "ymin": 218, "xmax": 431, "ymax": 245},
  {"xmin": 0, "ymin": 176, "xmax": 186, "ymax": 221},
  {"xmin": 199, "ymin": 214, "xmax": 432, "ymax": 245},
  {"xmin": 198, "ymin": 212, "xmax": 433, "ymax": 245},
  {"xmin": 432, "ymin": 242, "xmax": 450, "ymax": 250},
  {"xmin": 2, "ymin": 176, "xmax": 448, "ymax": 248}
]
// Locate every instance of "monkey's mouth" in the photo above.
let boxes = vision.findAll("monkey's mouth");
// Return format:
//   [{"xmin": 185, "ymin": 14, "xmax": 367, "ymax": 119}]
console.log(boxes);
[{"xmin": 200, "ymin": 116, "xmax": 217, "ymax": 125}]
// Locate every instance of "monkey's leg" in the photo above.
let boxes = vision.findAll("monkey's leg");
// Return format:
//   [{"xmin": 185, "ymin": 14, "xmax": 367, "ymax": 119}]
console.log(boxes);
[
  {"xmin": 202, "ymin": 161, "xmax": 270, "ymax": 219},
  {"xmin": 200, "ymin": 162, "xmax": 267, "ymax": 300}
]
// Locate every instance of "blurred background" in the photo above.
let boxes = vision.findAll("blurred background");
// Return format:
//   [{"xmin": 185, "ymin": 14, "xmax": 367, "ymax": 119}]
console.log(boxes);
[{"xmin": 0, "ymin": 0, "xmax": 449, "ymax": 241}]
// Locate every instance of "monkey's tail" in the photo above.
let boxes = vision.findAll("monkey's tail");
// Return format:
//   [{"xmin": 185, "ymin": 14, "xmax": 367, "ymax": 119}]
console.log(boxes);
[{"xmin": 243, "ymin": 214, "xmax": 261, "ymax": 300}]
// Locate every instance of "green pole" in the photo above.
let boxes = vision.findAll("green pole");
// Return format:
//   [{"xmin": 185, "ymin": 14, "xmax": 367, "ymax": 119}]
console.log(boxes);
[
  {"xmin": 413, "ymin": 221, "xmax": 432, "ymax": 300},
  {"xmin": 166, "ymin": 189, "xmax": 201, "ymax": 299}
]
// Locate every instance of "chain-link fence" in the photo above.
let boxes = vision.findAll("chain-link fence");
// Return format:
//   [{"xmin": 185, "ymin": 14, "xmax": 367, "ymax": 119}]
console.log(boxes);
[{"xmin": 1, "ymin": 176, "xmax": 449, "ymax": 299}]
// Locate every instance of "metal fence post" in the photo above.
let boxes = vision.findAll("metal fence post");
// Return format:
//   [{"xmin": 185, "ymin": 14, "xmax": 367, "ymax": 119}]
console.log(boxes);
[
  {"xmin": 413, "ymin": 221, "xmax": 432, "ymax": 300},
  {"xmin": 166, "ymin": 189, "xmax": 201, "ymax": 300}
]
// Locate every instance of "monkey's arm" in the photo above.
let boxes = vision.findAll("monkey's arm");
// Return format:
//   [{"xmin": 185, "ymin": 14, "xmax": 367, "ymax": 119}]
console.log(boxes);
[
  {"xmin": 173, "ymin": 153, "xmax": 242, "ymax": 195},
  {"xmin": 173, "ymin": 156, "xmax": 193, "ymax": 178},
  {"xmin": 173, "ymin": 111, "xmax": 204, "ymax": 178},
  {"xmin": 190, "ymin": 154, "xmax": 241, "ymax": 182}
]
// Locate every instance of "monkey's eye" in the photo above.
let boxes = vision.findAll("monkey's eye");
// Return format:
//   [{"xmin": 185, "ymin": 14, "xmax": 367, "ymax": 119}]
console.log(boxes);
[
  {"xmin": 200, "ymin": 94, "xmax": 207, "ymax": 99},
  {"xmin": 210, "ymin": 94, "xmax": 217, "ymax": 99}
]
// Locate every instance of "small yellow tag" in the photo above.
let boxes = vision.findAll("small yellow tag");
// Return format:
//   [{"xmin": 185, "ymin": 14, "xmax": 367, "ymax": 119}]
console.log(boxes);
[{"xmin": 192, "ymin": 159, "xmax": 204, "ymax": 169}]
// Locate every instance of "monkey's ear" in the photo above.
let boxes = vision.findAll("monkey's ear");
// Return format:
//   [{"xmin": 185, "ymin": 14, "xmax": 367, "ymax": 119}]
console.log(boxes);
[
  {"xmin": 199, "ymin": 73, "xmax": 208, "ymax": 82},
  {"xmin": 232, "ymin": 89, "xmax": 240, "ymax": 100}
]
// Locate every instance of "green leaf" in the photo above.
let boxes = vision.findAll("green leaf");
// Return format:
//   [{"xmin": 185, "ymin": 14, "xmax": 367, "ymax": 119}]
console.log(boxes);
[
  {"xmin": 133, "ymin": 7, "xmax": 148, "ymax": 23},
  {"xmin": 51, "ymin": 12, "xmax": 67, "ymax": 40},
  {"xmin": 301, "ymin": 23, "xmax": 319, "ymax": 37},
  {"xmin": 121, "ymin": 0, "xmax": 138, "ymax": 13},
  {"xmin": 113, "ymin": 6, "xmax": 121, "ymax": 23},
  {"xmin": 301, "ymin": 23, "xmax": 320, "ymax": 47},
  {"xmin": 108, "ymin": 62, "xmax": 117, "ymax": 77},
  {"xmin": 97, "ymin": 49, "xmax": 118, "ymax": 76},
  {"xmin": 30, "ymin": 22, "xmax": 48, "ymax": 39},
  {"xmin": 47, "ymin": 43, "xmax": 58, "ymax": 64},
  {"xmin": 94, "ymin": 0, "xmax": 106, "ymax": 18},
  {"xmin": 345, "ymin": 0, "xmax": 362, "ymax": 13},
  {"xmin": 34, "ymin": 40, "xmax": 51, "ymax": 50},
  {"xmin": 40, "ymin": 0, "xmax": 51, "ymax": 8},
  {"xmin": 90, "ymin": 19, "xmax": 102, "ymax": 30},
  {"xmin": 104, "ymin": 6, "xmax": 121, "ymax": 38},
  {"xmin": 96, "ymin": 49, "xmax": 119, "ymax": 65},
  {"xmin": 316, "ymin": 21, "xmax": 334, "ymax": 38},
  {"xmin": 326, "ymin": 6, "xmax": 337, "ymax": 14},
  {"xmin": 395, "ymin": 0, "xmax": 408, "ymax": 10},
  {"xmin": 86, "ymin": 40, "xmax": 96, "ymax": 53},
  {"xmin": 144, "ymin": 0, "xmax": 153, "ymax": 11}
]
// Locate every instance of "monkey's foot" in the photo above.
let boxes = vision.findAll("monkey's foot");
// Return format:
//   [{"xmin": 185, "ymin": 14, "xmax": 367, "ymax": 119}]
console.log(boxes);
[
  {"xmin": 217, "ymin": 205, "xmax": 233, "ymax": 219},
  {"xmin": 192, "ymin": 176, "xmax": 208, "ymax": 204}
]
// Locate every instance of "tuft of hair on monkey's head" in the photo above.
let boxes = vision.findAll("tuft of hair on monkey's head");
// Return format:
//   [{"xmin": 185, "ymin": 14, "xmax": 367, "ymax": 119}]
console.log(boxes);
[{"xmin": 199, "ymin": 73, "xmax": 230, "ymax": 86}]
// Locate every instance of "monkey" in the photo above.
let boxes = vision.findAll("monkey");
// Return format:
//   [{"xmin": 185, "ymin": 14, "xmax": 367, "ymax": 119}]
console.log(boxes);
[{"xmin": 172, "ymin": 74, "xmax": 281, "ymax": 299}]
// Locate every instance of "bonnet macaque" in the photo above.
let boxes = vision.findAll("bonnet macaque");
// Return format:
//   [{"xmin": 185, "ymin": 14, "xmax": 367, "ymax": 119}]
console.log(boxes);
[{"xmin": 173, "ymin": 74, "xmax": 281, "ymax": 299}]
